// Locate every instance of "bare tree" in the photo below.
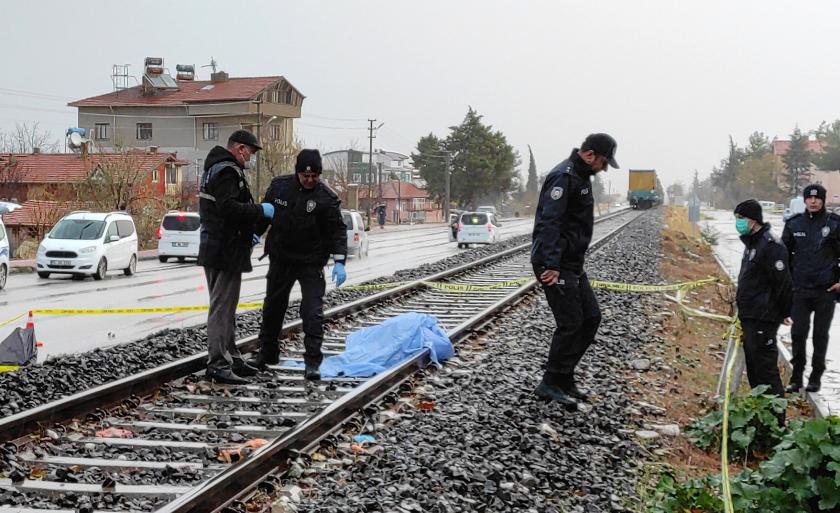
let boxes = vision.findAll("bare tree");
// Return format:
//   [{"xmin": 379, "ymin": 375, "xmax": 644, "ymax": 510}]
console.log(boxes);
[
  {"xmin": 260, "ymin": 136, "xmax": 302, "ymax": 179},
  {"xmin": 0, "ymin": 156, "xmax": 27, "ymax": 202},
  {"xmin": 0, "ymin": 122, "xmax": 60, "ymax": 153},
  {"xmin": 322, "ymin": 152, "xmax": 350, "ymax": 204},
  {"xmin": 75, "ymin": 145, "xmax": 157, "ymax": 212}
]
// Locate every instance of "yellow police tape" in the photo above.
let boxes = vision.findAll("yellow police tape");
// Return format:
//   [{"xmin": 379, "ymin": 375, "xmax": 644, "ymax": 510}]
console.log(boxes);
[
  {"xmin": 0, "ymin": 365, "xmax": 20, "ymax": 373},
  {"xmin": 29, "ymin": 303, "xmax": 265, "ymax": 316},
  {"xmin": 590, "ymin": 277, "xmax": 717, "ymax": 293},
  {"xmin": 0, "ymin": 313, "xmax": 24, "ymax": 328},
  {"xmin": 720, "ymin": 320, "xmax": 741, "ymax": 513}
]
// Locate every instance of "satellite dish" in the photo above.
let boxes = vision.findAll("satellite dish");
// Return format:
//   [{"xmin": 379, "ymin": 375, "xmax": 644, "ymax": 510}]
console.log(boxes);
[{"xmin": 68, "ymin": 132, "xmax": 82, "ymax": 149}]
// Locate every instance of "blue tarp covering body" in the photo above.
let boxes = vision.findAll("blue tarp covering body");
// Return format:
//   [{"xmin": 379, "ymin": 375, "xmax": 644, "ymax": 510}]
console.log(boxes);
[{"xmin": 315, "ymin": 312, "xmax": 454, "ymax": 378}]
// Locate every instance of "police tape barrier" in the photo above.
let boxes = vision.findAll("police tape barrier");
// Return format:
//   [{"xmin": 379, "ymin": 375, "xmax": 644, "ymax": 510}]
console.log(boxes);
[
  {"xmin": 27, "ymin": 302, "xmax": 265, "ymax": 316},
  {"xmin": 421, "ymin": 278, "xmax": 533, "ymax": 292},
  {"xmin": 719, "ymin": 321, "xmax": 741, "ymax": 513},
  {"xmin": 589, "ymin": 277, "xmax": 718, "ymax": 293},
  {"xmin": 0, "ymin": 313, "xmax": 24, "ymax": 328}
]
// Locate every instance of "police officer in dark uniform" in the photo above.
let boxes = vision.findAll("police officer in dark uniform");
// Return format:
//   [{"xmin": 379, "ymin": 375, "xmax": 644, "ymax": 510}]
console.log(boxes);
[
  {"xmin": 198, "ymin": 130, "xmax": 275, "ymax": 385},
  {"xmin": 734, "ymin": 199, "xmax": 793, "ymax": 402},
  {"xmin": 531, "ymin": 133, "xmax": 619, "ymax": 408},
  {"xmin": 248, "ymin": 149, "xmax": 348, "ymax": 380},
  {"xmin": 781, "ymin": 184, "xmax": 840, "ymax": 393}
]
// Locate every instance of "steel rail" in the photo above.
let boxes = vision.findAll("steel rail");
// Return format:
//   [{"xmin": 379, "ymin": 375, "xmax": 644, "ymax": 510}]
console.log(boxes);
[{"xmin": 160, "ymin": 211, "xmax": 641, "ymax": 513}]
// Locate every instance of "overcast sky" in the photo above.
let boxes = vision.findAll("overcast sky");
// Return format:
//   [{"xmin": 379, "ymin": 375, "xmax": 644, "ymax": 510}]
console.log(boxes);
[{"xmin": 2, "ymin": 0, "xmax": 839, "ymax": 193}]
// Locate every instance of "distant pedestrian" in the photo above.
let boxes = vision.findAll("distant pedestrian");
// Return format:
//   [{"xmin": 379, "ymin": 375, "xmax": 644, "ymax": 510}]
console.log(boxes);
[
  {"xmin": 781, "ymin": 184, "xmax": 840, "ymax": 393},
  {"xmin": 734, "ymin": 199, "xmax": 793, "ymax": 403},
  {"xmin": 530, "ymin": 133, "xmax": 619, "ymax": 409},
  {"xmin": 198, "ymin": 130, "xmax": 276, "ymax": 385},
  {"xmin": 248, "ymin": 149, "xmax": 348, "ymax": 380}
]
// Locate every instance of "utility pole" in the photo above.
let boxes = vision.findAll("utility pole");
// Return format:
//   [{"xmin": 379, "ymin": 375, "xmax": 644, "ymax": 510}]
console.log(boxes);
[
  {"xmin": 377, "ymin": 162, "xmax": 383, "ymax": 210},
  {"xmin": 367, "ymin": 119, "xmax": 376, "ymax": 225},
  {"xmin": 444, "ymin": 151, "xmax": 451, "ymax": 222},
  {"xmin": 255, "ymin": 101, "xmax": 262, "ymax": 194}
]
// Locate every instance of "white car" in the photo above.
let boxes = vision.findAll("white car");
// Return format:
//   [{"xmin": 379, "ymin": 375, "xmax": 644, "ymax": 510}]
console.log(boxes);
[
  {"xmin": 0, "ymin": 217, "xmax": 9, "ymax": 290},
  {"xmin": 456, "ymin": 211, "xmax": 501, "ymax": 248},
  {"xmin": 476, "ymin": 205, "xmax": 497, "ymax": 215},
  {"xmin": 342, "ymin": 210, "xmax": 369, "ymax": 258},
  {"xmin": 36, "ymin": 211, "xmax": 138, "ymax": 280},
  {"xmin": 157, "ymin": 211, "xmax": 201, "ymax": 263}
]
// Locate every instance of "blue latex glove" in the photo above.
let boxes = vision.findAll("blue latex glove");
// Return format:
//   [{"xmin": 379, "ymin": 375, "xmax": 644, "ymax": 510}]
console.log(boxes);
[
  {"xmin": 261, "ymin": 203, "xmax": 275, "ymax": 219},
  {"xmin": 331, "ymin": 262, "xmax": 347, "ymax": 287},
  {"xmin": 251, "ymin": 234, "xmax": 260, "ymax": 247}
]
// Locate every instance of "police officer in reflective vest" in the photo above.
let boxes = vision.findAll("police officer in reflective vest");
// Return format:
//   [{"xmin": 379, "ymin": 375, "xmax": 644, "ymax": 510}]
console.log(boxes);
[
  {"xmin": 198, "ymin": 130, "xmax": 276, "ymax": 385},
  {"xmin": 734, "ymin": 199, "xmax": 793, "ymax": 400},
  {"xmin": 530, "ymin": 133, "xmax": 618, "ymax": 409},
  {"xmin": 781, "ymin": 184, "xmax": 840, "ymax": 393},
  {"xmin": 248, "ymin": 149, "xmax": 348, "ymax": 380}
]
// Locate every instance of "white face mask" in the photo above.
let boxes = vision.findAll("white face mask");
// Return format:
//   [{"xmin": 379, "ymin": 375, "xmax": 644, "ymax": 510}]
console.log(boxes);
[{"xmin": 243, "ymin": 154, "xmax": 257, "ymax": 170}]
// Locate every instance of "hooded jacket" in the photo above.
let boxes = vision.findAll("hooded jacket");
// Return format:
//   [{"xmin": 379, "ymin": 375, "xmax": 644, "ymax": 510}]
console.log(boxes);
[
  {"xmin": 197, "ymin": 146, "xmax": 264, "ymax": 273},
  {"xmin": 781, "ymin": 209, "xmax": 840, "ymax": 295},
  {"xmin": 531, "ymin": 150, "xmax": 596, "ymax": 274},
  {"xmin": 257, "ymin": 174, "xmax": 347, "ymax": 266},
  {"xmin": 737, "ymin": 223, "xmax": 794, "ymax": 323}
]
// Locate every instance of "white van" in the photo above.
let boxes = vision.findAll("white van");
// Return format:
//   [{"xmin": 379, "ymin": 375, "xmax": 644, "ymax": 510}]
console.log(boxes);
[
  {"xmin": 0, "ymin": 217, "xmax": 9, "ymax": 290},
  {"xmin": 157, "ymin": 211, "xmax": 201, "ymax": 262},
  {"xmin": 342, "ymin": 209, "xmax": 369, "ymax": 258},
  {"xmin": 783, "ymin": 197, "xmax": 806, "ymax": 222},
  {"xmin": 36, "ymin": 211, "xmax": 138, "ymax": 280},
  {"xmin": 456, "ymin": 211, "xmax": 501, "ymax": 248}
]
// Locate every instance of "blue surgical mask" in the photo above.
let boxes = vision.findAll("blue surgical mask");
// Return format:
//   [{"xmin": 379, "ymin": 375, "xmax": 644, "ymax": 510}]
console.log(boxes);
[{"xmin": 735, "ymin": 218, "xmax": 751, "ymax": 235}]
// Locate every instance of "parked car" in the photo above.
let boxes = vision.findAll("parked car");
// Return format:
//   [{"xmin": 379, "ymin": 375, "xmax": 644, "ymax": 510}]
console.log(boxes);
[
  {"xmin": 476, "ymin": 205, "xmax": 497, "ymax": 215},
  {"xmin": 0, "ymin": 217, "xmax": 9, "ymax": 290},
  {"xmin": 456, "ymin": 211, "xmax": 501, "ymax": 248},
  {"xmin": 342, "ymin": 209, "xmax": 369, "ymax": 258},
  {"xmin": 35, "ymin": 211, "xmax": 138, "ymax": 280},
  {"xmin": 157, "ymin": 211, "xmax": 201, "ymax": 263},
  {"xmin": 783, "ymin": 197, "xmax": 806, "ymax": 222}
]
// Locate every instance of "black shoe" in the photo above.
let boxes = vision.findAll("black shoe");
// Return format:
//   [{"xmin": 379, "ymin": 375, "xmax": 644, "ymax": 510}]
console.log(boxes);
[
  {"xmin": 304, "ymin": 365, "xmax": 321, "ymax": 381},
  {"xmin": 232, "ymin": 359, "xmax": 259, "ymax": 377},
  {"xmin": 534, "ymin": 382, "xmax": 578, "ymax": 410},
  {"xmin": 806, "ymin": 380, "xmax": 821, "ymax": 393},
  {"xmin": 785, "ymin": 381, "xmax": 802, "ymax": 394},
  {"xmin": 206, "ymin": 368, "xmax": 249, "ymax": 385},
  {"xmin": 557, "ymin": 374, "xmax": 589, "ymax": 401},
  {"xmin": 247, "ymin": 353, "xmax": 279, "ymax": 370}
]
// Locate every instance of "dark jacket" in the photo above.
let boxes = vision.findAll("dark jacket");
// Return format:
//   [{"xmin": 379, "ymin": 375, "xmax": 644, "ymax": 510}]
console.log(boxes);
[
  {"xmin": 781, "ymin": 209, "xmax": 840, "ymax": 294},
  {"xmin": 531, "ymin": 150, "xmax": 595, "ymax": 274},
  {"xmin": 197, "ymin": 146, "xmax": 263, "ymax": 273},
  {"xmin": 737, "ymin": 223, "xmax": 794, "ymax": 323},
  {"xmin": 257, "ymin": 174, "xmax": 347, "ymax": 266}
]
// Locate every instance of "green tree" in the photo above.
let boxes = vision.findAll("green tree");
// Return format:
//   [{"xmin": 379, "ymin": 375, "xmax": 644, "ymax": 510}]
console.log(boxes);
[
  {"xmin": 711, "ymin": 136, "xmax": 745, "ymax": 208},
  {"xmin": 815, "ymin": 120, "xmax": 840, "ymax": 171},
  {"xmin": 745, "ymin": 131, "xmax": 771, "ymax": 160},
  {"xmin": 666, "ymin": 182, "xmax": 685, "ymax": 198},
  {"xmin": 735, "ymin": 153, "xmax": 785, "ymax": 201},
  {"xmin": 413, "ymin": 108, "xmax": 518, "ymax": 209},
  {"xmin": 782, "ymin": 127, "xmax": 812, "ymax": 194},
  {"xmin": 525, "ymin": 145, "xmax": 539, "ymax": 201}
]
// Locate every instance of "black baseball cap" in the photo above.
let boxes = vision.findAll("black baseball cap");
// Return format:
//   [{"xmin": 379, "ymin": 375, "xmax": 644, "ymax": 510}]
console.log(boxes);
[
  {"xmin": 581, "ymin": 133, "xmax": 619, "ymax": 168},
  {"xmin": 228, "ymin": 129, "xmax": 262, "ymax": 151}
]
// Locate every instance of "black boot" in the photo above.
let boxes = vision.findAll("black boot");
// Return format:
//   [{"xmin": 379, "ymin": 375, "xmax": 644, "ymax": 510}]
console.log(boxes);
[
  {"xmin": 304, "ymin": 364, "xmax": 321, "ymax": 381},
  {"xmin": 785, "ymin": 373, "xmax": 803, "ymax": 394},
  {"xmin": 534, "ymin": 381, "xmax": 578, "ymax": 410},
  {"xmin": 806, "ymin": 371, "xmax": 823, "ymax": 393},
  {"xmin": 206, "ymin": 368, "xmax": 249, "ymax": 385},
  {"xmin": 558, "ymin": 374, "xmax": 589, "ymax": 402},
  {"xmin": 247, "ymin": 351, "xmax": 280, "ymax": 370},
  {"xmin": 232, "ymin": 358, "xmax": 259, "ymax": 377}
]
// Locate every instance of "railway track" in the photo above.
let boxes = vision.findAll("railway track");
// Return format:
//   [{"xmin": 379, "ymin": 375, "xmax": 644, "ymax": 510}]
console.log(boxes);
[{"xmin": 0, "ymin": 208, "xmax": 641, "ymax": 513}]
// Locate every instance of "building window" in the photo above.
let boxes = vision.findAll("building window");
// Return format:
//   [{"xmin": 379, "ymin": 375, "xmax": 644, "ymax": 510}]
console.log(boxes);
[
  {"xmin": 165, "ymin": 165, "xmax": 178, "ymax": 185},
  {"xmin": 272, "ymin": 90, "xmax": 280, "ymax": 103},
  {"xmin": 413, "ymin": 198, "xmax": 425, "ymax": 210},
  {"xmin": 202, "ymin": 122, "xmax": 219, "ymax": 141},
  {"xmin": 270, "ymin": 124, "xmax": 282, "ymax": 141},
  {"xmin": 136, "ymin": 123, "xmax": 152, "ymax": 140},
  {"xmin": 285, "ymin": 90, "xmax": 293, "ymax": 104},
  {"xmin": 152, "ymin": 168, "xmax": 159, "ymax": 182},
  {"xmin": 352, "ymin": 173, "xmax": 361, "ymax": 183},
  {"xmin": 94, "ymin": 123, "xmax": 110, "ymax": 140}
]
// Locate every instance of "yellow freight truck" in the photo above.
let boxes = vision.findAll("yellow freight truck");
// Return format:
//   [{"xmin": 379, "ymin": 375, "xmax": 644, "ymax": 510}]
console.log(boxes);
[{"xmin": 628, "ymin": 169, "xmax": 662, "ymax": 210}]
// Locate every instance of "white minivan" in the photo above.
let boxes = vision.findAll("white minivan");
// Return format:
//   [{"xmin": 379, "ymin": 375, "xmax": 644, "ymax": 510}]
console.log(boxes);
[
  {"xmin": 157, "ymin": 211, "xmax": 201, "ymax": 263},
  {"xmin": 342, "ymin": 209, "xmax": 369, "ymax": 258},
  {"xmin": 36, "ymin": 211, "xmax": 138, "ymax": 280},
  {"xmin": 0, "ymin": 217, "xmax": 9, "ymax": 290},
  {"xmin": 456, "ymin": 211, "xmax": 501, "ymax": 248}
]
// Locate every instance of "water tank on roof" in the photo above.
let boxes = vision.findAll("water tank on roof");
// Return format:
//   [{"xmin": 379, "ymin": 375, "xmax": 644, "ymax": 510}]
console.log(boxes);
[
  {"xmin": 66, "ymin": 127, "xmax": 86, "ymax": 137},
  {"xmin": 144, "ymin": 57, "xmax": 163, "ymax": 67},
  {"xmin": 176, "ymin": 64, "xmax": 194, "ymax": 73}
]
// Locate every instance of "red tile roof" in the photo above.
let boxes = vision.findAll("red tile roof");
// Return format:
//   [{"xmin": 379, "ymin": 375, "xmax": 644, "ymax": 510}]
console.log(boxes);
[
  {"xmin": 359, "ymin": 181, "xmax": 429, "ymax": 199},
  {"xmin": 0, "ymin": 152, "xmax": 178, "ymax": 184},
  {"xmin": 772, "ymin": 139, "xmax": 825, "ymax": 157},
  {"xmin": 69, "ymin": 77, "xmax": 297, "ymax": 107},
  {"xmin": 2, "ymin": 200, "xmax": 86, "ymax": 227}
]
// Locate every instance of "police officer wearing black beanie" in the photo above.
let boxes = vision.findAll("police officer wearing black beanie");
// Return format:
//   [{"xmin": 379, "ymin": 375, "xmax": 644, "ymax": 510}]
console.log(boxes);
[
  {"xmin": 781, "ymin": 184, "xmax": 840, "ymax": 392},
  {"xmin": 249, "ymin": 149, "xmax": 348, "ymax": 379},
  {"xmin": 734, "ymin": 199, "xmax": 793, "ymax": 409}
]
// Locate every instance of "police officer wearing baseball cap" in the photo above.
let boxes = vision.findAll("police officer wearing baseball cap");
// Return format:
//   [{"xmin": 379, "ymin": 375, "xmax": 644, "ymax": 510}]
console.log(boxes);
[
  {"xmin": 734, "ymin": 200, "xmax": 793, "ymax": 411},
  {"xmin": 199, "ymin": 130, "xmax": 276, "ymax": 384},
  {"xmin": 530, "ymin": 133, "xmax": 618, "ymax": 409},
  {"xmin": 781, "ymin": 184, "xmax": 840, "ymax": 393},
  {"xmin": 248, "ymin": 149, "xmax": 348, "ymax": 380}
]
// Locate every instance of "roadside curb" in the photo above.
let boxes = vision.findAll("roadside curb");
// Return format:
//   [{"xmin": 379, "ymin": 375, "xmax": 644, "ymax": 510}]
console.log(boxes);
[{"xmin": 10, "ymin": 250, "xmax": 160, "ymax": 275}]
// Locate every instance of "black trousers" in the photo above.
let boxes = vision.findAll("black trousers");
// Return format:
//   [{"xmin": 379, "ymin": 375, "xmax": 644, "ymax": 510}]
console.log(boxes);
[
  {"xmin": 258, "ymin": 262, "xmax": 326, "ymax": 367},
  {"xmin": 790, "ymin": 291, "xmax": 835, "ymax": 381},
  {"xmin": 535, "ymin": 268, "xmax": 601, "ymax": 385},
  {"xmin": 740, "ymin": 318, "xmax": 784, "ymax": 397}
]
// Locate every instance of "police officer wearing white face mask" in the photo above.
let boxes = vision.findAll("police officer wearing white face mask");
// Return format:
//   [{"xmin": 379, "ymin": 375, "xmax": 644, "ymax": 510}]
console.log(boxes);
[
  {"xmin": 198, "ymin": 130, "xmax": 276, "ymax": 385},
  {"xmin": 734, "ymin": 199, "xmax": 793, "ymax": 408},
  {"xmin": 781, "ymin": 184, "xmax": 840, "ymax": 393}
]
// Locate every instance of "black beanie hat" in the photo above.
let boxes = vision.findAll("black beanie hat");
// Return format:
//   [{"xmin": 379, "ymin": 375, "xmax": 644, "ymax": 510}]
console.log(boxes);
[
  {"xmin": 803, "ymin": 183, "xmax": 827, "ymax": 202},
  {"xmin": 734, "ymin": 199, "xmax": 763, "ymax": 224},
  {"xmin": 295, "ymin": 149, "xmax": 323, "ymax": 174}
]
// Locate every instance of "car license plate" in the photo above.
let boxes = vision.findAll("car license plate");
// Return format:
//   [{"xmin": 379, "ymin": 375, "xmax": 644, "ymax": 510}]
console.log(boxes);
[
  {"xmin": 50, "ymin": 260, "xmax": 71, "ymax": 266},
  {"xmin": 172, "ymin": 242, "xmax": 189, "ymax": 247}
]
